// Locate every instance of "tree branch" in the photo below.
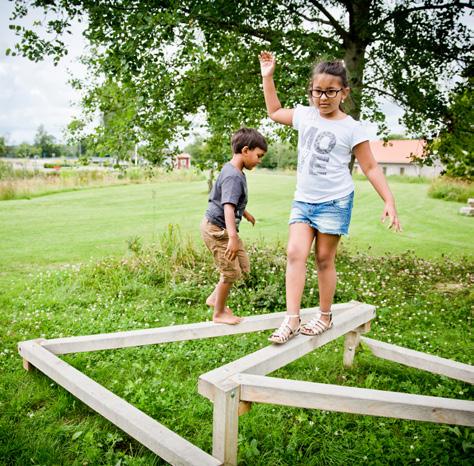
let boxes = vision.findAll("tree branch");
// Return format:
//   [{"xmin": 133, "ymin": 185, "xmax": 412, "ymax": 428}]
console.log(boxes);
[
  {"xmin": 365, "ymin": 85, "xmax": 408, "ymax": 107},
  {"xmin": 180, "ymin": 6, "xmax": 279, "ymax": 44},
  {"xmin": 377, "ymin": 1, "xmax": 473, "ymax": 27},
  {"xmin": 307, "ymin": 0, "xmax": 349, "ymax": 40},
  {"xmin": 180, "ymin": 6, "xmax": 339, "ymax": 54},
  {"xmin": 283, "ymin": 3, "xmax": 332, "ymax": 25}
]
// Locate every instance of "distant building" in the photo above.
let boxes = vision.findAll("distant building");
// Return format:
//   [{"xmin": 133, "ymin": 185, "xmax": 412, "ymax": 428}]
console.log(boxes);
[
  {"xmin": 353, "ymin": 140, "xmax": 443, "ymax": 178},
  {"xmin": 174, "ymin": 153, "xmax": 191, "ymax": 169}
]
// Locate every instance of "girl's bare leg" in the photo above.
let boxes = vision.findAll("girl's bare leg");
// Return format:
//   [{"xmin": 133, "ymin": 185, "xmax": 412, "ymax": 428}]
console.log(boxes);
[
  {"xmin": 314, "ymin": 231, "xmax": 341, "ymax": 324},
  {"xmin": 286, "ymin": 223, "xmax": 316, "ymax": 329}
]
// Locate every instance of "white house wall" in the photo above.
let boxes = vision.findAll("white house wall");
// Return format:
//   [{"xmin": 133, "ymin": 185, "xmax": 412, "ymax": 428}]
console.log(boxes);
[{"xmin": 354, "ymin": 163, "xmax": 443, "ymax": 178}]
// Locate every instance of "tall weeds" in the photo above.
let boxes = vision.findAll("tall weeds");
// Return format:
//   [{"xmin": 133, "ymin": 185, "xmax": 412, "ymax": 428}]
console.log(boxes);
[
  {"xmin": 428, "ymin": 177, "xmax": 474, "ymax": 203},
  {"xmin": 0, "ymin": 163, "xmax": 205, "ymax": 201}
]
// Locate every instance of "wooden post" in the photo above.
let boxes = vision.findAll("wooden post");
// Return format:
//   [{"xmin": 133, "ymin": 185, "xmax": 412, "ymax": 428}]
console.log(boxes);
[
  {"xmin": 238, "ymin": 401, "xmax": 252, "ymax": 416},
  {"xmin": 19, "ymin": 339, "xmax": 44, "ymax": 371},
  {"xmin": 22, "ymin": 358, "xmax": 33, "ymax": 371},
  {"xmin": 212, "ymin": 382, "xmax": 240, "ymax": 466},
  {"xmin": 343, "ymin": 321, "xmax": 371, "ymax": 368},
  {"xmin": 343, "ymin": 331, "xmax": 361, "ymax": 368}
]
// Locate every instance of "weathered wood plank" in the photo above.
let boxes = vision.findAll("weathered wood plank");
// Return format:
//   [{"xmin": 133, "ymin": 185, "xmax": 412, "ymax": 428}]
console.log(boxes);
[
  {"xmin": 18, "ymin": 341, "xmax": 221, "ymax": 466},
  {"xmin": 361, "ymin": 337, "xmax": 474, "ymax": 384},
  {"xmin": 236, "ymin": 374, "xmax": 474, "ymax": 427},
  {"xmin": 199, "ymin": 302, "xmax": 376, "ymax": 401},
  {"xmin": 459, "ymin": 206, "xmax": 474, "ymax": 216},
  {"xmin": 40, "ymin": 302, "xmax": 357, "ymax": 355}
]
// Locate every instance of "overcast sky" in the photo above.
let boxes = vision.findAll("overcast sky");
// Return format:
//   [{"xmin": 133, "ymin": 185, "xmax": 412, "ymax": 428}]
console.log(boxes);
[
  {"xmin": 0, "ymin": 1, "xmax": 88, "ymax": 145},
  {"xmin": 0, "ymin": 1, "xmax": 410, "ymax": 146}
]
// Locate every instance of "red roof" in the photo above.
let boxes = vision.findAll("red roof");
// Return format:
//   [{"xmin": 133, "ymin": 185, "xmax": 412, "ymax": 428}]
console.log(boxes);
[{"xmin": 368, "ymin": 140, "xmax": 425, "ymax": 164}]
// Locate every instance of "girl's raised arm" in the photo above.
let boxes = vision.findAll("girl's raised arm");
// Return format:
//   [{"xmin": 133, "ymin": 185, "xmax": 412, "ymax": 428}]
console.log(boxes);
[{"xmin": 259, "ymin": 51, "xmax": 294, "ymax": 126}]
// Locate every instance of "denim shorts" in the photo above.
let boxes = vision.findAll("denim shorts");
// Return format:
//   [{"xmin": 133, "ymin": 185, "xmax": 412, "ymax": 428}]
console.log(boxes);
[{"xmin": 288, "ymin": 191, "xmax": 354, "ymax": 236}]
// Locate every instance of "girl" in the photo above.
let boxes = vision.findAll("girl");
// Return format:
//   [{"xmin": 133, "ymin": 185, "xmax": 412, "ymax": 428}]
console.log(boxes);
[{"xmin": 259, "ymin": 51, "xmax": 401, "ymax": 344}]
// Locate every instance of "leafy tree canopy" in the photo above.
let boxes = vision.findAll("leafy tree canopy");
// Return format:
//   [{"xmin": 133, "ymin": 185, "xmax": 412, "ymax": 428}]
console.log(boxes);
[
  {"xmin": 34, "ymin": 124, "xmax": 58, "ymax": 157},
  {"xmin": 8, "ymin": 0, "xmax": 473, "ymax": 168},
  {"xmin": 14, "ymin": 142, "xmax": 39, "ymax": 158},
  {"xmin": 426, "ymin": 74, "xmax": 474, "ymax": 180},
  {"xmin": 0, "ymin": 136, "xmax": 7, "ymax": 157}
]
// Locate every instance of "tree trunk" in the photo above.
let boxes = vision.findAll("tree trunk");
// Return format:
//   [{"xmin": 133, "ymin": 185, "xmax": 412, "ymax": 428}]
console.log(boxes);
[
  {"xmin": 207, "ymin": 167, "xmax": 214, "ymax": 193},
  {"xmin": 345, "ymin": 40, "xmax": 366, "ymax": 173},
  {"xmin": 343, "ymin": 0, "xmax": 371, "ymax": 173}
]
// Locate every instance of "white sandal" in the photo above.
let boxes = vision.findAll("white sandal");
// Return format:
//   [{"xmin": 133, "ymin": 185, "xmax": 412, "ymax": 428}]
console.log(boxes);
[
  {"xmin": 268, "ymin": 315, "xmax": 301, "ymax": 344},
  {"xmin": 300, "ymin": 310, "xmax": 333, "ymax": 336}
]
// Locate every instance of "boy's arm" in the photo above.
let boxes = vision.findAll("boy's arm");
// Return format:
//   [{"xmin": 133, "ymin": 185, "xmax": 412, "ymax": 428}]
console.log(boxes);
[
  {"xmin": 223, "ymin": 203, "xmax": 240, "ymax": 260},
  {"xmin": 259, "ymin": 51, "xmax": 294, "ymax": 126},
  {"xmin": 243, "ymin": 210, "xmax": 255, "ymax": 226},
  {"xmin": 353, "ymin": 141, "xmax": 402, "ymax": 232}
]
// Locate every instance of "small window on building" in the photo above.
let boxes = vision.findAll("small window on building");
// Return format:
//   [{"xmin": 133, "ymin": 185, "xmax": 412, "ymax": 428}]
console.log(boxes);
[
  {"xmin": 382, "ymin": 166, "xmax": 387, "ymax": 175},
  {"xmin": 400, "ymin": 167, "xmax": 405, "ymax": 176}
]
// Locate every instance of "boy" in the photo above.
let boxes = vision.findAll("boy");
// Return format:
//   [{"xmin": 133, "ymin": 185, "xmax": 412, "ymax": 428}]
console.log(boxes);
[{"xmin": 200, "ymin": 127, "xmax": 267, "ymax": 324}]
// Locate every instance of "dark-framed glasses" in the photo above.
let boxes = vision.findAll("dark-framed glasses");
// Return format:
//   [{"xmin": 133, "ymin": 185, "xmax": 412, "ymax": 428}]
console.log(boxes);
[{"xmin": 310, "ymin": 88, "xmax": 343, "ymax": 99}]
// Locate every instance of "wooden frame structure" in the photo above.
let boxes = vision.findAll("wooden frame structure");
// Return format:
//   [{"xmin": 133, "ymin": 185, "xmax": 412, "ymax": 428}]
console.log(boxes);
[{"xmin": 18, "ymin": 300, "xmax": 474, "ymax": 466}]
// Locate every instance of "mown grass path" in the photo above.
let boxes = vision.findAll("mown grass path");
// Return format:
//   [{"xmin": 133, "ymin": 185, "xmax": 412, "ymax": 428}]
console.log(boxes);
[{"xmin": 1, "ymin": 173, "xmax": 472, "ymax": 280}]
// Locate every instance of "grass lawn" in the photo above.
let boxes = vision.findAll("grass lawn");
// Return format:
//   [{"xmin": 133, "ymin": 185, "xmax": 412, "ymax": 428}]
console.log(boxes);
[
  {"xmin": 0, "ymin": 173, "xmax": 472, "ymax": 279},
  {"xmin": 0, "ymin": 173, "xmax": 473, "ymax": 465}
]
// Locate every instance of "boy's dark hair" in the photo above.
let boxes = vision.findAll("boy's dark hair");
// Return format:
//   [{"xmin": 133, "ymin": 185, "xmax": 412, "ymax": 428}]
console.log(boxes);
[{"xmin": 231, "ymin": 127, "xmax": 267, "ymax": 154}]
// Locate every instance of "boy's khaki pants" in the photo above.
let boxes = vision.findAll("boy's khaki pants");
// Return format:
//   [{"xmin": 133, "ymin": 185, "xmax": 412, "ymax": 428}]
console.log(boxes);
[{"xmin": 200, "ymin": 217, "xmax": 250, "ymax": 283}]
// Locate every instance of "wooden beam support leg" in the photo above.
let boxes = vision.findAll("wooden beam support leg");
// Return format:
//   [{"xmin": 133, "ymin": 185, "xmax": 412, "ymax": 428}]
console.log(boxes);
[
  {"xmin": 343, "ymin": 320, "xmax": 372, "ymax": 368},
  {"xmin": 22, "ymin": 358, "xmax": 34, "ymax": 371},
  {"xmin": 356, "ymin": 321, "xmax": 371, "ymax": 334},
  {"xmin": 343, "ymin": 331, "xmax": 361, "ymax": 368},
  {"xmin": 19, "ymin": 339, "xmax": 44, "ymax": 371},
  {"xmin": 213, "ymin": 383, "xmax": 240, "ymax": 466},
  {"xmin": 238, "ymin": 401, "xmax": 252, "ymax": 416}
]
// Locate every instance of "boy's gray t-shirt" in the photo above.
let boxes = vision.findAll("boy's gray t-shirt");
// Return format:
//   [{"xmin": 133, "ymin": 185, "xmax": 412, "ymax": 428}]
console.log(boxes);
[{"xmin": 205, "ymin": 162, "xmax": 248, "ymax": 231}]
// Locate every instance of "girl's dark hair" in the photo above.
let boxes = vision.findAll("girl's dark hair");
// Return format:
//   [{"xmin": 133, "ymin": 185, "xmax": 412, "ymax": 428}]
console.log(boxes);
[
  {"xmin": 311, "ymin": 60, "xmax": 349, "ymax": 87},
  {"xmin": 307, "ymin": 60, "xmax": 350, "ymax": 109},
  {"xmin": 231, "ymin": 127, "xmax": 268, "ymax": 154}
]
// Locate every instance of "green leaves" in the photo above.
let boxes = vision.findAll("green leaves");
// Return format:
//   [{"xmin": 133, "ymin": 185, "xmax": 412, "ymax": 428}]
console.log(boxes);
[{"xmin": 7, "ymin": 1, "xmax": 472, "ymax": 171}]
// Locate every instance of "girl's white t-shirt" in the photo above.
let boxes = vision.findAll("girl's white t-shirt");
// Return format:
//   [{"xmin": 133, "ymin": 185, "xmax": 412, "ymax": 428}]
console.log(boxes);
[{"xmin": 292, "ymin": 105, "xmax": 368, "ymax": 203}]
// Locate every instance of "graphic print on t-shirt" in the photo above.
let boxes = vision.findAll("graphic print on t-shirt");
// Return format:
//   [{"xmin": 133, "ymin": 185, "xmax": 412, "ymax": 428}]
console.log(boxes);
[{"xmin": 299, "ymin": 126, "xmax": 336, "ymax": 176}]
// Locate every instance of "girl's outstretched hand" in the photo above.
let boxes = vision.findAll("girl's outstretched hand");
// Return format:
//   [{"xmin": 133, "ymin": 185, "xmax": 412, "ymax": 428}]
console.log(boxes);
[
  {"xmin": 259, "ymin": 51, "xmax": 276, "ymax": 78},
  {"xmin": 381, "ymin": 202, "xmax": 402, "ymax": 232}
]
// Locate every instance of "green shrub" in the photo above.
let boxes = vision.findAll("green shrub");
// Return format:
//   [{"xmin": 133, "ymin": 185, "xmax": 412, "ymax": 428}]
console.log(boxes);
[
  {"xmin": 0, "ymin": 160, "xmax": 14, "ymax": 180},
  {"xmin": 125, "ymin": 167, "xmax": 143, "ymax": 181},
  {"xmin": 428, "ymin": 177, "xmax": 474, "ymax": 203},
  {"xmin": 43, "ymin": 163, "xmax": 72, "ymax": 169},
  {"xmin": 260, "ymin": 142, "xmax": 297, "ymax": 170}
]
